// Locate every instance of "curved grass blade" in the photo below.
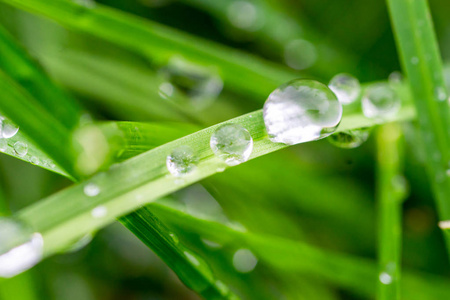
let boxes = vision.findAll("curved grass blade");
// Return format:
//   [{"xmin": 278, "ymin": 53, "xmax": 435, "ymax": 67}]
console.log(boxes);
[{"xmin": 386, "ymin": 0, "xmax": 450, "ymax": 252}]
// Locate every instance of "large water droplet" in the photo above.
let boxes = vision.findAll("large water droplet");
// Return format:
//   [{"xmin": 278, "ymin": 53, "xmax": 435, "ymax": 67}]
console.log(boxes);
[
  {"xmin": 0, "ymin": 118, "xmax": 19, "ymax": 139},
  {"xmin": 361, "ymin": 83, "xmax": 401, "ymax": 119},
  {"xmin": 13, "ymin": 141, "xmax": 28, "ymax": 157},
  {"xmin": 284, "ymin": 39, "xmax": 317, "ymax": 70},
  {"xmin": 160, "ymin": 57, "xmax": 223, "ymax": 109},
  {"xmin": 328, "ymin": 129, "xmax": 370, "ymax": 149},
  {"xmin": 328, "ymin": 73, "xmax": 361, "ymax": 105},
  {"xmin": 0, "ymin": 218, "xmax": 43, "ymax": 278},
  {"xmin": 0, "ymin": 139, "xmax": 7, "ymax": 152},
  {"xmin": 263, "ymin": 79, "xmax": 342, "ymax": 145},
  {"xmin": 166, "ymin": 145, "xmax": 199, "ymax": 176},
  {"xmin": 84, "ymin": 183, "xmax": 100, "ymax": 197},
  {"xmin": 64, "ymin": 233, "xmax": 93, "ymax": 253},
  {"xmin": 232, "ymin": 248, "xmax": 258, "ymax": 273},
  {"xmin": 210, "ymin": 124, "xmax": 253, "ymax": 166}
]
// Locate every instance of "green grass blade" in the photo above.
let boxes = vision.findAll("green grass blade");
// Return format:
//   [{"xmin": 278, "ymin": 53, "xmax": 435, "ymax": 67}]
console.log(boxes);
[
  {"xmin": 1, "ymin": 0, "xmax": 300, "ymax": 100},
  {"xmin": 386, "ymin": 0, "xmax": 450, "ymax": 251},
  {"xmin": 120, "ymin": 209, "xmax": 239, "ymax": 299},
  {"xmin": 0, "ymin": 71, "xmax": 76, "ymax": 175},
  {"xmin": 15, "ymin": 105, "xmax": 415, "ymax": 259},
  {"xmin": 376, "ymin": 124, "xmax": 405, "ymax": 300},
  {"xmin": 149, "ymin": 201, "xmax": 450, "ymax": 300},
  {"xmin": 0, "ymin": 25, "xmax": 83, "ymax": 130}
]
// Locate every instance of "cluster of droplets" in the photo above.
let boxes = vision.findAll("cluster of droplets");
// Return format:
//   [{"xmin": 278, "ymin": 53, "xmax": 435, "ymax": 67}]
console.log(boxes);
[
  {"xmin": 158, "ymin": 57, "xmax": 223, "ymax": 110},
  {"xmin": 166, "ymin": 124, "xmax": 253, "ymax": 177},
  {"xmin": 0, "ymin": 217, "xmax": 44, "ymax": 278}
]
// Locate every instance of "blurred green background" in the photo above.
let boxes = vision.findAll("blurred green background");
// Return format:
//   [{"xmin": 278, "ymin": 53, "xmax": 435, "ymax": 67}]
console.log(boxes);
[{"xmin": 0, "ymin": 0, "xmax": 450, "ymax": 299}]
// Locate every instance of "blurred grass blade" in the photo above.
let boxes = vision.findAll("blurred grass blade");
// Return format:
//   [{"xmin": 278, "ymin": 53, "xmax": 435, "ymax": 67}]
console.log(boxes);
[
  {"xmin": 0, "ymin": 25, "xmax": 83, "ymax": 130},
  {"xmin": 386, "ymin": 0, "xmax": 450, "ymax": 251},
  {"xmin": 376, "ymin": 124, "xmax": 405, "ymax": 300},
  {"xmin": 1, "ymin": 0, "xmax": 300, "ymax": 100},
  {"xmin": 121, "ymin": 209, "xmax": 238, "ymax": 299},
  {"xmin": 0, "ymin": 70, "xmax": 76, "ymax": 175},
  {"xmin": 149, "ymin": 202, "xmax": 450, "ymax": 300}
]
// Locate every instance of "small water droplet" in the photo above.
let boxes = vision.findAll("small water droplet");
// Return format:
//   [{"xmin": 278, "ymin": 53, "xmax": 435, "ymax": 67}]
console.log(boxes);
[
  {"xmin": 227, "ymin": 1, "xmax": 263, "ymax": 31},
  {"xmin": 44, "ymin": 160, "xmax": 56, "ymax": 169},
  {"xmin": 84, "ymin": 183, "xmax": 100, "ymax": 197},
  {"xmin": 169, "ymin": 233, "xmax": 179, "ymax": 244},
  {"xmin": 328, "ymin": 73, "xmax": 361, "ymax": 105},
  {"xmin": 284, "ymin": 39, "xmax": 317, "ymax": 70},
  {"xmin": 233, "ymin": 248, "xmax": 258, "ymax": 273},
  {"xmin": 328, "ymin": 129, "xmax": 370, "ymax": 149},
  {"xmin": 0, "ymin": 118, "xmax": 19, "ymax": 139},
  {"xmin": 91, "ymin": 206, "xmax": 107, "ymax": 218},
  {"xmin": 184, "ymin": 251, "xmax": 201, "ymax": 266},
  {"xmin": 216, "ymin": 166, "xmax": 226, "ymax": 173},
  {"xmin": 434, "ymin": 86, "xmax": 447, "ymax": 102},
  {"xmin": 362, "ymin": 83, "xmax": 401, "ymax": 119},
  {"xmin": 64, "ymin": 233, "xmax": 93, "ymax": 253},
  {"xmin": 388, "ymin": 71, "xmax": 403, "ymax": 85},
  {"xmin": 160, "ymin": 57, "xmax": 223, "ymax": 109},
  {"xmin": 438, "ymin": 220, "xmax": 450, "ymax": 229},
  {"xmin": 72, "ymin": 0, "xmax": 96, "ymax": 8},
  {"xmin": 202, "ymin": 238, "xmax": 222, "ymax": 249},
  {"xmin": 391, "ymin": 174, "xmax": 409, "ymax": 200},
  {"xmin": 379, "ymin": 272, "xmax": 392, "ymax": 285},
  {"xmin": 0, "ymin": 218, "xmax": 43, "ymax": 278},
  {"xmin": 263, "ymin": 79, "xmax": 342, "ymax": 145},
  {"xmin": 0, "ymin": 139, "xmax": 7, "ymax": 152},
  {"xmin": 166, "ymin": 145, "xmax": 199, "ymax": 176},
  {"xmin": 210, "ymin": 124, "xmax": 253, "ymax": 166},
  {"xmin": 13, "ymin": 141, "xmax": 28, "ymax": 157},
  {"xmin": 158, "ymin": 82, "xmax": 175, "ymax": 99},
  {"xmin": 411, "ymin": 57, "xmax": 419, "ymax": 65},
  {"xmin": 29, "ymin": 156, "xmax": 40, "ymax": 165}
]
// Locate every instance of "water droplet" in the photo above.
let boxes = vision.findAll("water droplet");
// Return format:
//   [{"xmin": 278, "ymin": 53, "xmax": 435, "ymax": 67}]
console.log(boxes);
[
  {"xmin": 91, "ymin": 206, "xmax": 107, "ymax": 218},
  {"xmin": 232, "ymin": 248, "xmax": 258, "ymax": 273},
  {"xmin": 328, "ymin": 73, "xmax": 361, "ymax": 105},
  {"xmin": 0, "ymin": 218, "xmax": 43, "ymax": 278},
  {"xmin": 210, "ymin": 124, "xmax": 253, "ymax": 166},
  {"xmin": 227, "ymin": 1, "xmax": 263, "ymax": 31},
  {"xmin": 391, "ymin": 174, "xmax": 409, "ymax": 200},
  {"xmin": 361, "ymin": 83, "xmax": 401, "ymax": 119},
  {"xmin": 169, "ymin": 233, "xmax": 179, "ymax": 245},
  {"xmin": 160, "ymin": 57, "xmax": 223, "ymax": 109},
  {"xmin": 64, "ymin": 233, "xmax": 93, "ymax": 253},
  {"xmin": 263, "ymin": 79, "xmax": 342, "ymax": 145},
  {"xmin": 438, "ymin": 220, "xmax": 450, "ymax": 230},
  {"xmin": 216, "ymin": 166, "xmax": 226, "ymax": 173},
  {"xmin": 158, "ymin": 82, "xmax": 175, "ymax": 99},
  {"xmin": 13, "ymin": 141, "xmax": 28, "ymax": 157},
  {"xmin": 411, "ymin": 56, "xmax": 419, "ymax": 65},
  {"xmin": 284, "ymin": 39, "xmax": 317, "ymax": 70},
  {"xmin": 0, "ymin": 139, "xmax": 7, "ymax": 152},
  {"xmin": 202, "ymin": 238, "xmax": 222, "ymax": 249},
  {"xmin": 184, "ymin": 250, "xmax": 201, "ymax": 266},
  {"xmin": 328, "ymin": 129, "xmax": 370, "ymax": 149},
  {"xmin": 29, "ymin": 156, "xmax": 40, "ymax": 165},
  {"xmin": 44, "ymin": 160, "xmax": 56, "ymax": 169},
  {"xmin": 0, "ymin": 118, "xmax": 19, "ymax": 139},
  {"xmin": 434, "ymin": 86, "xmax": 447, "ymax": 102},
  {"xmin": 84, "ymin": 183, "xmax": 100, "ymax": 197},
  {"xmin": 166, "ymin": 145, "xmax": 199, "ymax": 176},
  {"xmin": 388, "ymin": 71, "xmax": 403, "ymax": 85},
  {"xmin": 379, "ymin": 272, "xmax": 393, "ymax": 285},
  {"xmin": 72, "ymin": 0, "xmax": 96, "ymax": 8}
]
